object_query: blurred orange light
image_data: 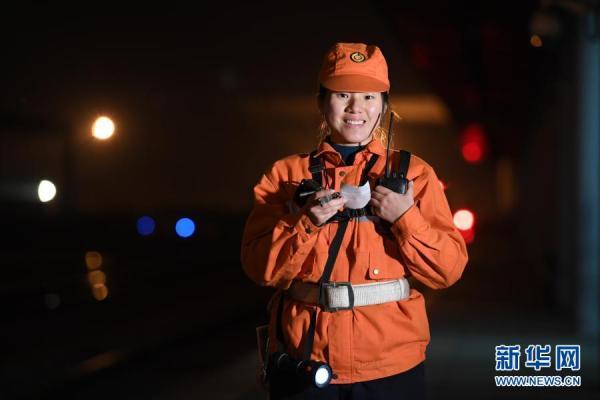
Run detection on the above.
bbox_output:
[85,251,103,270]
[92,284,109,301]
[530,34,543,47]
[87,270,106,286]
[453,209,475,231]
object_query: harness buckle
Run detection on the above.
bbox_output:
[319,281,355,312]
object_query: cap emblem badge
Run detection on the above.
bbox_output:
[350,52,366,63]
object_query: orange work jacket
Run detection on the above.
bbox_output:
[241,137,468,384]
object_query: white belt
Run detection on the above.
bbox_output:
[287,278,410,312]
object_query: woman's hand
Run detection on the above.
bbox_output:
[304,189,346,226]
[370,181,414,224]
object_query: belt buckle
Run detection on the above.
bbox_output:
[320,281,355,312]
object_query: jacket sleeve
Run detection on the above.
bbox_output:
[391,164,468,289]
[241,164,323,289]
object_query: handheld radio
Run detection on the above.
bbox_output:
[377,111,409,194]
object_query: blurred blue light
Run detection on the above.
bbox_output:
[137,216,156,236]
[175,217,195,238]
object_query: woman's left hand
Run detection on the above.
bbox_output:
[370,181,415,224]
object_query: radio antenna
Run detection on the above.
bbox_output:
[384,111,398,178]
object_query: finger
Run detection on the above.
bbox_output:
[314,196,342,211]
[319,207,341,221]
[310,197,325,208]
[370,198,380,207]
[372,189,389,200]
[306,191,324,208]
[315,189,334,199]
[374,185,393,194]
[315,191,341,207]
[406,180,414,196]
[326,198,346,210]
[311,195,331,208]
[370,202,381,216]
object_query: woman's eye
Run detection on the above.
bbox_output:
[336,93,349,99]
[365,95,375,100]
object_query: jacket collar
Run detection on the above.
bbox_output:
[313,136,387,159]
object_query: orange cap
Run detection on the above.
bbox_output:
[319,43,390,92]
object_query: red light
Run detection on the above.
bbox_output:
[461,227,475,244]
[461,142,483,163]
[460,123,488,164]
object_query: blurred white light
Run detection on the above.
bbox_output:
[38,180,57,202]
[315,366,331,386]
[92,116,115,140]
[453,209,475,231]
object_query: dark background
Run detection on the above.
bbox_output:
[1,1,598,399]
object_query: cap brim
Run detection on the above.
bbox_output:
[321,75,389,92]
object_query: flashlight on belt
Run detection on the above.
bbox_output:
[269,351,334,388]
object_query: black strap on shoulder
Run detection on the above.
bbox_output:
[309,150,324,186]
[303,219,348,360]
[360,154,379,185]
[398,150,411,179]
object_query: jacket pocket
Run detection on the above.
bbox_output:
[367,249,406,280]
[299,251,330,281]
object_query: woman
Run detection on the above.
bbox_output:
[241,43,468,399]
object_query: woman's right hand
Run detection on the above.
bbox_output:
[304,189,346,226]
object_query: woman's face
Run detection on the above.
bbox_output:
[322,91,384,145]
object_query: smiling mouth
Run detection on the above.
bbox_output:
[344,119,366,125]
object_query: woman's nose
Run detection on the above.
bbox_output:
[345,96,364,113]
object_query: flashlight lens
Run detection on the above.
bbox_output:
[314,365,331,386]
